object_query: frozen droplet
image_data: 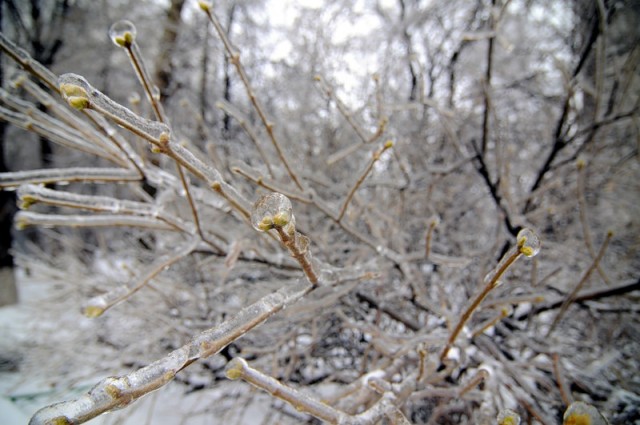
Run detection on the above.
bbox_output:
[82,285,129,318]
[83,305,105,318]
[109,20,137,48]
[497,409,520,425]
[517,228,541,257]
[250,193,293,232]
[563,401,608,425]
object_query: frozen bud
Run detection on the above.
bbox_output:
[59,73,91,110]
[83,305,105,319]
[198,1,212,12]
[563,401,608,425]
[225,358,247,380]
[251,193,293,232]
[497,409,521,425]
[428,214,440,227]
[15,213,29,230]
[516,228,541,257]
[17,186,37,209]
[109,20,137,48]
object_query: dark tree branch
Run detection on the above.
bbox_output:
[480,0,496,155]
[519,278,640,319]
[471,139,518,236]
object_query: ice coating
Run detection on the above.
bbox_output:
[83,285,129,318]
[58,73,90,110]
[516,228,541,257]
[0,167,140,188]
[250,193,293,232]
[17,183,156,216]
[497,409,521,425]
[109,20,137,47]
[58,73,170,143]
[562,401,608,425]
[0,32,59,90]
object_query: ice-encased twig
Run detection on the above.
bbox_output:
[13,73,145,174]
[315,76,388,166]
[225,357,346,423]
[337,140,393,222]
[225,357,410,425]
[216,99,275,177]
[439,228,541,362]
[0,86,124,162]
[0,32,59,91]
[82,111,147,175]
[17,184,194,233]
[109,20,217,248]
[83,238,199,317]
[29,279,314,425]
[0,104,123,164]
[199,3,304,191]
[56,73,251,218]
[547,231,612,336]
[232,164,311,204]
[15,211,176,231]
[109,20,167,123]
[0,168,140,188]
[58,73,170,144]
[251,193,319,284]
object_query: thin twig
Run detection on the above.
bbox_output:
[547,231,613,335]
[200,3,304,190]
[338,141,393,222]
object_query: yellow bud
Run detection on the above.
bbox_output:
[50,417,73,425]
[15,216,28,230]
[159,132,170,145]
[114,32,134,48]
[18,196,36,210]
[59,83,88,98]
[67,96,90,110]
[272,211,290,227]
[257,216,274,232]
[105,384,121,399]
[60,83,90,110]
[225,359,245,380]
[517,228,541,257]
[83,305,105,318]
[497,409,521,425]
[198,1,212,12]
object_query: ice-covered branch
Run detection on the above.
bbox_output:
[29,279,314,425]
[16,184,193,233]
[56,73,252,220]
[15,211,177,231]
[225,357,410,425]
[0,168,140,188]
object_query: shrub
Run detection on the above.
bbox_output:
[1,1,637,424]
